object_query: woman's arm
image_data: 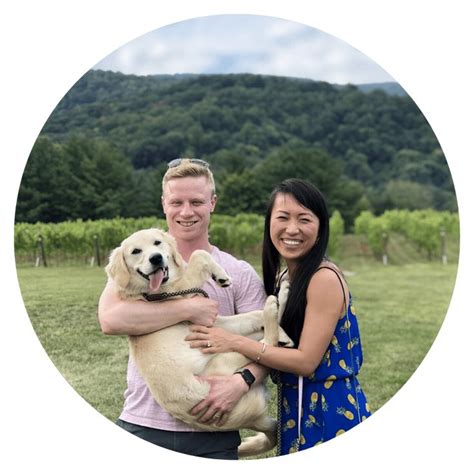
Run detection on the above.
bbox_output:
[98,280,220,336]
[187,268,346,377]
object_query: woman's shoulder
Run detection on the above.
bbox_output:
[308,261,348,299]
[313,261,344,281]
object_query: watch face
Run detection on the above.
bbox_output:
[241,369,255,385]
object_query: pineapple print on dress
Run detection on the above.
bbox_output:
[276,291,371,455]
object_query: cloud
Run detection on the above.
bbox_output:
[94,15,394,84]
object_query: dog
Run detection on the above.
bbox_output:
[105,228,291,457]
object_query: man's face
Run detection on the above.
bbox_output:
[162,176,217,243]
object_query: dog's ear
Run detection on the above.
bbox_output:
[163,232,185,268]
[106,246,130,290]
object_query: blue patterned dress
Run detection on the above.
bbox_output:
[273,293,371,455]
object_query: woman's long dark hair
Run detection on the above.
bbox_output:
[262,179,330,347]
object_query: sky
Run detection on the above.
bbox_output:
[93,15,395,85]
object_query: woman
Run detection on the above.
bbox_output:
[187,179,371,454]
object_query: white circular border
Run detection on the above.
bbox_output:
[1,1,472,472]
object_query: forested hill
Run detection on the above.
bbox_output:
[17,69,456,225]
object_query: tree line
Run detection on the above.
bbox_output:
[16,70,457,226]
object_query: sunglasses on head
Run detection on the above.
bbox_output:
[167,158,210,168]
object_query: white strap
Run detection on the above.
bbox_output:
[297,375,303,441]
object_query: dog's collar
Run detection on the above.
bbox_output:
[142,288,209,301]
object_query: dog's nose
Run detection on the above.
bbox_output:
[149,253,163,266]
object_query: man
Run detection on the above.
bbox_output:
[98,158,268,459]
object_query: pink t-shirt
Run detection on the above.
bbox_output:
[119,246,267,431]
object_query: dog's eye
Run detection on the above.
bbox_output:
[131,248,142,255]
[153,240,161,246]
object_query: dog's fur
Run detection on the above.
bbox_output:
[105,228,291,457]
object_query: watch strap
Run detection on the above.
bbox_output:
[234,368,255,388]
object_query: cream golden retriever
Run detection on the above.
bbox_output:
[105,228,291,457]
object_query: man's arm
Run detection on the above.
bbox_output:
[231,261,270,382]
[98,280,219,336]
[191,259,269,423]
[190,362,268,424]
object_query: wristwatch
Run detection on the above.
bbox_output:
[234,368,255,388]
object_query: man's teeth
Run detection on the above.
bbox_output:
[179,221,196,227]
[283,239,301,246]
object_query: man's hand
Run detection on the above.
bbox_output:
[185,296,219,327]
[189,374,249,426]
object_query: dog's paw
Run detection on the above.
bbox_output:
[278,327,294,347]
[264,295,278,318]
[212,273,232,288]
[262,295,280,346]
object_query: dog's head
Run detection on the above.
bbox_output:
[105,228,185,297]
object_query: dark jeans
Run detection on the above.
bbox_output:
[116,419,241,460]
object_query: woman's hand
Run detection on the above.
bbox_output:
[185,325,239,353]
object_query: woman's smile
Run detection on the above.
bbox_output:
[281,238,303,247]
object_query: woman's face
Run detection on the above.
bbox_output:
[270,193,320,269]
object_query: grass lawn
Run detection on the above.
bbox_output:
[16,259,457,457]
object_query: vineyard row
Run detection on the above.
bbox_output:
[14,209,459,265]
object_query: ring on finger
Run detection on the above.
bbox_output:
[206,341,212,348]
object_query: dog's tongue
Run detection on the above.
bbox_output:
[149,269,164,292]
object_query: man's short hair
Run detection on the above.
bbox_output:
[162,158,216,195]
